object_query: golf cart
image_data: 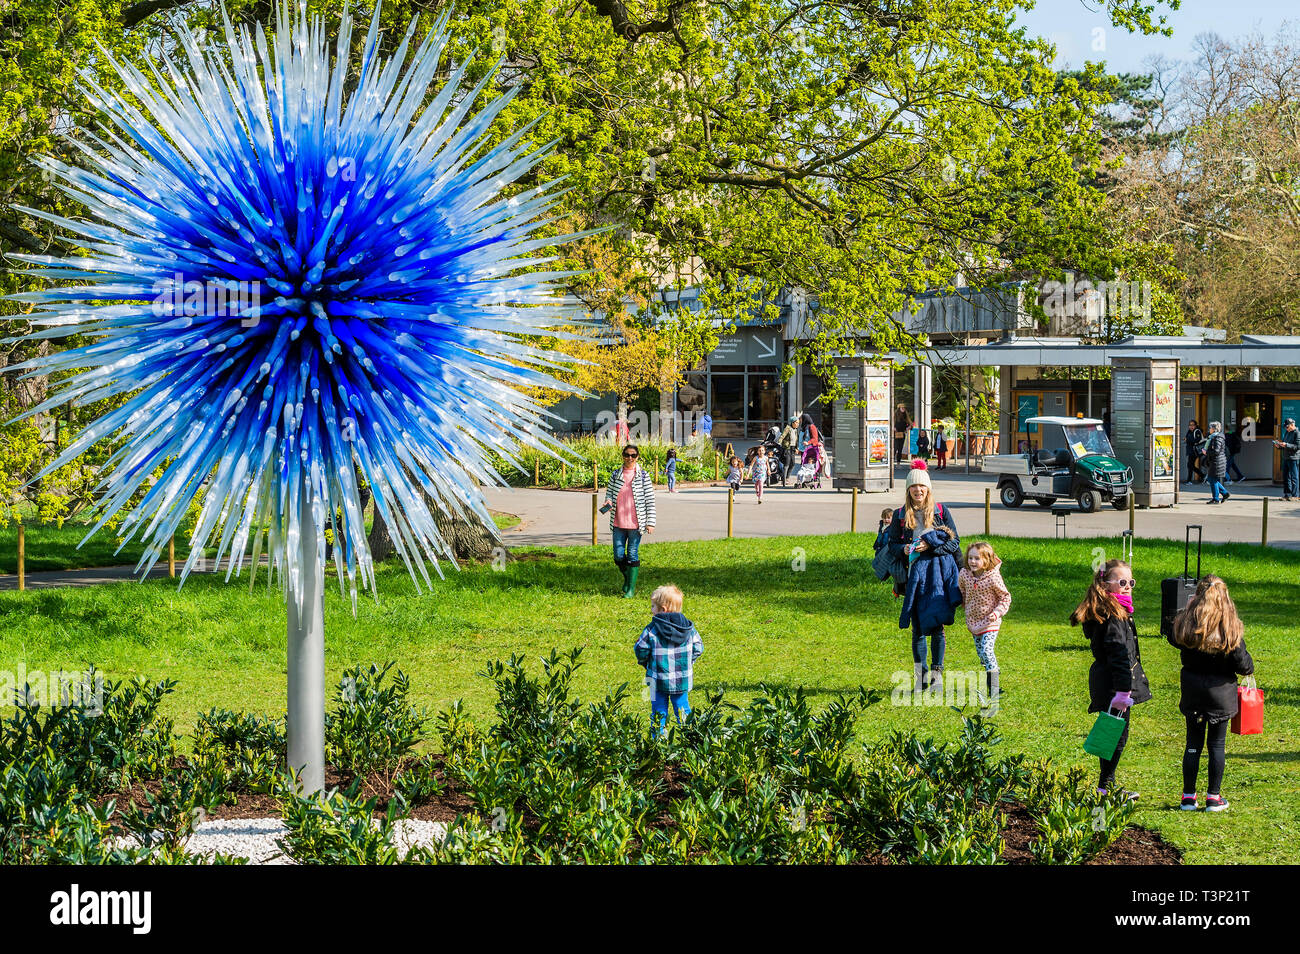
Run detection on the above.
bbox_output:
[985,417,1133,513]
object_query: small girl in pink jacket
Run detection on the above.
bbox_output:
[958,541,1012,704]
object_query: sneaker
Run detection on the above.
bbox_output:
[1204,795,1230,812]
[1180,794,1198,811]
[1223,492,1232,502]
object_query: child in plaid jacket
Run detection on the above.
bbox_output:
[634,584,703,734]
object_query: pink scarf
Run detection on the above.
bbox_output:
[1114,591,1134,615]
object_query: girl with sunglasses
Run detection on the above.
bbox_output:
[1070,559,1152,799]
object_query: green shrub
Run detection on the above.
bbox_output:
[325,663,428,777]
[194,708,285,792]
[277,778,407,865]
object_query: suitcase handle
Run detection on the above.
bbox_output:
[1184,524,1202,581]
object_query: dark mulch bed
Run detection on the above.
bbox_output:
[94,760,1183,865]
[998,802,1182,865]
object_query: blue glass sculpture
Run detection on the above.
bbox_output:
[6,3,587,612]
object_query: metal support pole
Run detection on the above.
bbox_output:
[169,536,176,578]
[17,524,24,592]
[965,365,973,475]
[591,494,598,546]
[286,479,325,795]
[1129,492,1135,535]
[985,488,991,537]
[851,486,858,533]
[727,488,734,538]
[1262,498,1269,547]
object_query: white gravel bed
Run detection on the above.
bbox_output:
[120,817,449,864]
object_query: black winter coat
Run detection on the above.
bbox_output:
[1166,634,1254,722]
[1082,614,1153,713]
[1204,432,1228,479]
[887,503,960,600]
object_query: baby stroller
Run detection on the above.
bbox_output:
[793,445,823,489]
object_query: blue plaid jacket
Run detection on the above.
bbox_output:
[634,612,703,695]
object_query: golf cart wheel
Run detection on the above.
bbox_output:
[1034,497,1057,507]
[1077,489,1101,513]
[999,484,1024,508]
[1111,496,1129,510]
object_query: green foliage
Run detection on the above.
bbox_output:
[325,662,428,776]
[488,435,719,489]
[1031,795,1138,865]
[277,778,410,865]
[194,708,286,793]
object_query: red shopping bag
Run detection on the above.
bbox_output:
[1231,677,1263,736]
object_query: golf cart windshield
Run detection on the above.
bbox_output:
[1063,423,1115,459]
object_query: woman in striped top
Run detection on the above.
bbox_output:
[602,444,657,598]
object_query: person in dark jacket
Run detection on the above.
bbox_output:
[916,428,931,461]
[1184,420,1204,484]
[894,405,912,463]
[1168,575,1254,812]
[634,584,703,735]
[1225,425,1245,482]
[1273,417,1299,500]
[1204,422,1231,504]
[888,460,962,693]
[1070,559,1151,799]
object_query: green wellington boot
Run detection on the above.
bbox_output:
[617,561,629,595]
[623,566,639,598]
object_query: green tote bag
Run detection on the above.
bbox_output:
[1083,709,1127,760]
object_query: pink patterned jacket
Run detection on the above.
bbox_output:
[958,566,1012,636]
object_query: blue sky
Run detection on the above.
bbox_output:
[1014,0,1296,73]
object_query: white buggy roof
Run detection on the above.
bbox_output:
[1025,416,1103,427]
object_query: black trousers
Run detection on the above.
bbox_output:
[1186,454,1203,482]
[1183,715,1228,796]
[1099,708,1131,790]
[894,435,906,462]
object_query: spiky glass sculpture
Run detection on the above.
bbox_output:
[6,4,585,789]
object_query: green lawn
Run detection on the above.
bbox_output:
[0,510,520,573]
[0,532,1295,864]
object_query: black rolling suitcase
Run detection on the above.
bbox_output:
[1161,524,1202,638]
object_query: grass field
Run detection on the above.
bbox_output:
[0,532,1295,864]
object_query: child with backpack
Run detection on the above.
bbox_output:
[958,541,1011,703]
[1070,559,1151,800]
[1168,575,1255,812]
[634,584,703,735]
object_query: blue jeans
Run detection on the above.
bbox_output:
[911,616,945,670]
[667,472,676,491]
[612,527,642,566]
[1227,455,1244,481]
[1285,459,1299,498]
[650,688,690,735]
[1209,477,1229,502]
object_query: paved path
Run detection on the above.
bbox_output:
[0,556,255,592]
[484,466,1300,551]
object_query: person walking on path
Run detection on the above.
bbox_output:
[1070,559,1151,800]
[1185,420,1205,484]
[1204,422,1231,504]
[934,428,948,470]
[1226,424,1245,483]
[888,460,963,694]
[778,416,799,486]
[602,444,656,598]
[750,444,768,503]
[958,541,1012,705]
[1168,575,1254,813]
[663,448,678,493]
[1274,418,1300,500]
[894,404,912,464]
[634,583,703,736]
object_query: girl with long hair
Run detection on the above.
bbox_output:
[1168,575,1255,812]
[887,461,962,693]
[1070,559,1151,799]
